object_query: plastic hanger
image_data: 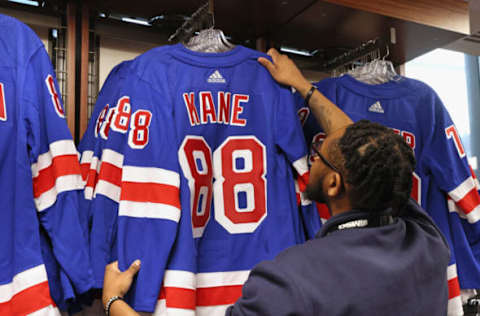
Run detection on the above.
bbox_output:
[168,2,235,53]
[348,46,400,84]
[184,5,235,53]
[185,28,235,53]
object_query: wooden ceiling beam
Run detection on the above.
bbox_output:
[322,0,469,34]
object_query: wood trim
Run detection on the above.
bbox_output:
[79,4,89,140]
[322,0,469,34]
[256,38,267,52]
[0,6,60,28]
[66,2,76,138]
[209,0,214,15]
[395,64,406,76]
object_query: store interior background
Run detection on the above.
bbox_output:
[1,0,479,175]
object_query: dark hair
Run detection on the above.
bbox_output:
[335,120,416,214]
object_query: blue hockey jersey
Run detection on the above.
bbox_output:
[0,14,93,315]
[84,44,319,314]
[296,74,480,315]
[78,60,133,288]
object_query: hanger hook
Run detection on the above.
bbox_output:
[210,8,215,29]
[383,45,390,60]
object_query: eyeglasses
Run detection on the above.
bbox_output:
[310,142,343,176]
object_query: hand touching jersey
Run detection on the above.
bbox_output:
[258,48,352,135]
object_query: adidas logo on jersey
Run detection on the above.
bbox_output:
[207,70,226,83]
[368,101,384,113]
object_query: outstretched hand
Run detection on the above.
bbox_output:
[257,48,311,94]
[103,260,141,307]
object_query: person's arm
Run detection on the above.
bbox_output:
[108,299,141,316]
[103,260,141,316]
[258,48,352,134]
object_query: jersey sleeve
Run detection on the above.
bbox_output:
[421,90,480,258]
[91,73,181,312]
[87,136,120,288]
[421,91,480,220]
[85,75,133,287]
[78,61,132,232]
[273,83,321,238]
[23,47,94,295]
[274,84,309,186]
[39,226,75,310]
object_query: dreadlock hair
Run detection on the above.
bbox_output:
[336,120,416,215]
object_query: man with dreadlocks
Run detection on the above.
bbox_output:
[225,49,451,315]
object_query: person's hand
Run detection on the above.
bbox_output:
[257,48,311,95]
[102,260,141,307]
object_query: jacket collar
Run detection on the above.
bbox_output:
[318,208,394,237]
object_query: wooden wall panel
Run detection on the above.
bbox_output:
[322,0,469,34]
[66,2,76,137]
[79,4,89,140]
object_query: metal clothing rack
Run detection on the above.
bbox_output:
[168,2,213,43]
[323,38,380,74]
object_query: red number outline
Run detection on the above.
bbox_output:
[111,96,131,133]
[0,82,7,121]
[45,74,64,118]
[445,125,466,158]
[128,110,152,149]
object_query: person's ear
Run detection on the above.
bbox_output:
[326,172,342,198]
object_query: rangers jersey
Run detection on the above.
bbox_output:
[78,60,132,287]
[296,74,480,315]
[83,43,319,314]
[0,14,93,315]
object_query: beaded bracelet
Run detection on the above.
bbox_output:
[105,296,123,316]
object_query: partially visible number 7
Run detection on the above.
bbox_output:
[445,125,466,158]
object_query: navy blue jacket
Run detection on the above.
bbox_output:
[226,199,450,315]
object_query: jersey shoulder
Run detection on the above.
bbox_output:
[127,45,176,78]
[106,60,132,81]
[314,77,340,89]
[0,13,44,67]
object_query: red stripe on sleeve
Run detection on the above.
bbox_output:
[316,202,331,220]
[470,165,477,180]
[448,277,461,299]
[121,182,180,208]
[197,285,243,306]
[80,163,89,181]
[158,287,196,309]
[98,162,122,187]
[456,189,480,215]
[297,172,309,192]
[0,281,54,316]
[86,167,99,189]
[33,155,81,198]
